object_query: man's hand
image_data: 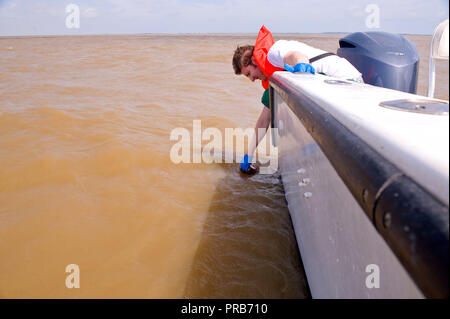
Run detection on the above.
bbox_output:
[284,63,315,74]
[240,154,258,174]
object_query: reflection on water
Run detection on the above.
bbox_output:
[184,164,309,298]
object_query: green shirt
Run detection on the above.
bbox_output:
[261,89,270,109]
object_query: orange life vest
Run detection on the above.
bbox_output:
[253,25,284,89]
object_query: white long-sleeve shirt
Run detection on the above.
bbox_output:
[267,40,362,80]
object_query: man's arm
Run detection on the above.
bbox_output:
[247,106,271,157]
[283,51,310,66]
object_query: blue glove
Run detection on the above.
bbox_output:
[240,154,254,173]
[284,63,315,74]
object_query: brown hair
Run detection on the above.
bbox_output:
[232,45,254,75]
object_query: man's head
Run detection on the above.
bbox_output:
[232,45,267,82]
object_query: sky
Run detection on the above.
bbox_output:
[0,0,448,36]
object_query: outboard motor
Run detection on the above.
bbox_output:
[337,32,419,94]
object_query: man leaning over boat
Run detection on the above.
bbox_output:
[232,25,363,174]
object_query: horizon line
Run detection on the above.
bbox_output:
[0,31,433,38]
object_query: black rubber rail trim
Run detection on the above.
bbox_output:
[269,76,449,298]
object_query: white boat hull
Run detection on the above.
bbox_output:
[270,72,449,298]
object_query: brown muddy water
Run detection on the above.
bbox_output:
[0,33,447,298]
